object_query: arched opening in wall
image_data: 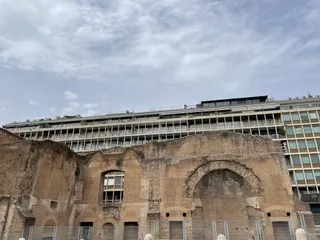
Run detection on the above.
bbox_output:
[193,169,254,200]
[41,220,56,240]
[191,169,258,239]
[102,171,125,203]
[102,223,115,240]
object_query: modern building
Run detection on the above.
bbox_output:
[2,95,320,208]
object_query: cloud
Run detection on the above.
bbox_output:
[83,103,99,109]
[61,106,76,115]
[64,90,79,100]
[69,101,80,108]
[50,107,56,113]
[0,0,319,90]
[83,108,99,117]
[28,99,39,106]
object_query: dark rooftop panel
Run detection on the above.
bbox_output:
[201,95,268,104]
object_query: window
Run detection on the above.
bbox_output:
[286,127,294,135]
[315,171,320,181]
[310,112,318,119]
[311,156,320,164]
[307,139,316,148]
[303,126,312,134]
[295,172,304,181]
[314,125,320,133]
[170,221,183,240]
[317,139,320,148]
[289,141,297,149]
[300,112,309,121]
[103,171,124,203]
[306,172,314,180]
[292,156,300,165]
[283,114,291,121]
[301,156,310,164]
[294,127,303,135]
[298,140,307,149]
[124,222,138,240]
[291,113,299,121]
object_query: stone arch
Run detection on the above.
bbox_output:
[102,222,115,240]
[41,216,58,227]
[40,218,57,240]
[185,160,262,197]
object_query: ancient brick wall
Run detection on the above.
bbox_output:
[0,128,22,144]
[76,131,311,240]
[0,131,313,240]
[0,140,79,238]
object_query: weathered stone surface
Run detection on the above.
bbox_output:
[0,131,313,240]
[0,128,22,145]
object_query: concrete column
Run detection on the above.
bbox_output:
[217,234,226,240]
[296,228,307,240]
[144,233,153,240]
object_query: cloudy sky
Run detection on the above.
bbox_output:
[0,0,320,125]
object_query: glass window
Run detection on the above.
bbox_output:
[295,172,304,181]
[289,141,297,149]
[307,139,316,148]
[301,156,310,164]
[291,113,299,121]
[300,112,309,121]
[103,171,124,203]
[286,127,294,135]
[315,171,320,180]
[314,125,320,133]
[294,127,303,134]
[303,126,312,134]
[283,114,291,121]
[310,112,318,119]
[298,140,307,149]
[306,172,314,180]
[292,156,301,165]
[317,139,320,148]
[311,156,320,164]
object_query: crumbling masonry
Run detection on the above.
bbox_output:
[0,129,315,239]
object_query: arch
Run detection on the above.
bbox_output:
[102,222,115,240]
[264,205,292,213]
[44,219,56,226]
[185,160,262,197]
[41,216,58,227]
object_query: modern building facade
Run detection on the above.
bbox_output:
[2,95,320,208]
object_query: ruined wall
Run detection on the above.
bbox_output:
[76,131,310,239]
[0,131,312,240]
[0,128,22,145]
[0,140,79,238]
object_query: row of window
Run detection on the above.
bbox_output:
[286,125,320,135]
[283,112,319,122]
[295,171,320,181]
[292,155,320,165]
[288,139,320,150]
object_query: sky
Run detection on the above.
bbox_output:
[0,0,320,125]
